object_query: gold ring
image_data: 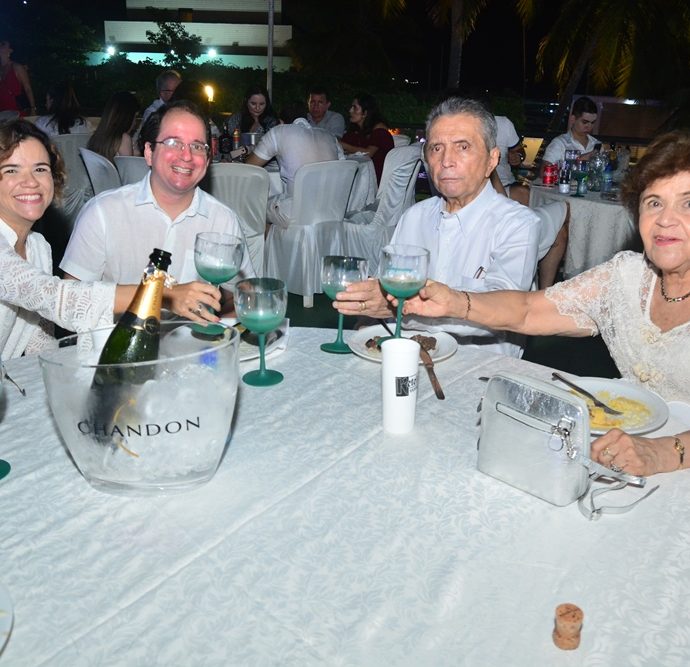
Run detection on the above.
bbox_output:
[359,300,366,312]
[602,447,613,458]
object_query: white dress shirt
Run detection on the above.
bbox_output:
[542,130,599,165]
[390,182,540,356]
[494,116,520,187]
[61,173,255,287]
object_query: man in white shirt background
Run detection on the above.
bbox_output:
[306,86,346,138]
[61,101,254,317]
[334,97,540,357]
[541,96,600,170]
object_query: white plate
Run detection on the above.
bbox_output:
[348,325,458,364]
[0,583,13,655]
[555,377,669,435]
[166,320,288,362]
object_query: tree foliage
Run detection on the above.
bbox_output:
[145,21,203,68]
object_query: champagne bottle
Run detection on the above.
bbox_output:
[88,248,172,446]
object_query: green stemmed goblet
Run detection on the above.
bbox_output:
[234,277,287,386]
[320,255,368,354]
[193,232,244,336]
[379,244,430,338]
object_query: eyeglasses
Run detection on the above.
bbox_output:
[153,138,209,156]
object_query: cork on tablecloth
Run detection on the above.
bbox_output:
[553,603,583,650]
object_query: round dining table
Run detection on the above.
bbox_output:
[0,326,688,666]
[530,184,641,278]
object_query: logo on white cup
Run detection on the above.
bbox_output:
[395,375,417,397]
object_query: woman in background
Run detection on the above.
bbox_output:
[87,91,139,162]
[35,81,92,136]
[340,92,393,184]
[225,85,278,138]
[0,38,36,115]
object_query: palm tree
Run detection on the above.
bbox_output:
[381,0,492,89]
[515,0,690,134]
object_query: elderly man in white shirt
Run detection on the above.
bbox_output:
[61,101,254,317]
[334,97,540,357]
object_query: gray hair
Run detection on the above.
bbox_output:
[156,69,181,93]
[424,97,497,152]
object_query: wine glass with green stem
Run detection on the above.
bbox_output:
[233,277,287,386]
[193,232,244,335]
[379,244,430,338]
[320,255,368,354]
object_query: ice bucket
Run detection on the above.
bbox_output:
[38,321,240,496]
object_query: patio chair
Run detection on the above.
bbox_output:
[113,156,150,186]
[79,147,121,195]
[342,143,423,274]
[205,163,270,276]
[264,159,358,307]
[392,134,411,147]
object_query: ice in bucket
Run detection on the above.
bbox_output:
[39,322,240,495]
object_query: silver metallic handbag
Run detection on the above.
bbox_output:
[477,373,659,520]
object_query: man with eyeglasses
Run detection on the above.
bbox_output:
[61,101,254,316]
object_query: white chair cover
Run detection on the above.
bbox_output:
[113,156,150,186]
[51,133,93,227]
[79,147,121,196]
[342,143,423,274]
[392,134,411,147]
[264,160,358,305]
[534,201,568,261]
[205,163,270,277]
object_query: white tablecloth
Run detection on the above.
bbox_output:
[1,327,689,666]
[530,185,640,278]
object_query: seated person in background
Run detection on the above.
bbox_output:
[541,96,600,173]
[334,97,540,358]
[401,129,690,475]
[340,93,394,184]
[225,85,278,139]
[87,91,140,162]
[61,101,254,316]
[35,81,92,136]
[246,101,342,228]
[0,119,219,359]
[140,69,181,128]
[307,86,345,138]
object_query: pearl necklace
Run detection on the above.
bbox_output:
[660,275,690,303]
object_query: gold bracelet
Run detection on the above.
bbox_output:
[673,437,685,470]
[462,291,471,320]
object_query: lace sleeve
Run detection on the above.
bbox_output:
[544,255,623,336]
[24,318,57,355]
[0,242,115,332]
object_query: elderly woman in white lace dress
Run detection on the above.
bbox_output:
[0,119,221,359]
[402,130,690,477]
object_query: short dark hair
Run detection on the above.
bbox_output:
[571,96,597,118]
[308,86,330,101]
[139,100,210,155]
[621,130,690,227]
[0,119,65,199]
[279,102,308,125]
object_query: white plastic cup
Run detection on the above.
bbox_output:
[381,338,420,434]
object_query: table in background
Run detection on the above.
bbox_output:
[530,184,640,278]
[1,328,689,666]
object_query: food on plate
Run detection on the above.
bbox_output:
[575,391,652,430]
[365,333,438,353]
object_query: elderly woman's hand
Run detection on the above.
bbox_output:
[591,429,683,476]
[334,278,392,318]
[401,280,467,319]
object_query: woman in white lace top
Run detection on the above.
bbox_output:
[0,120,221,359]
[402,130,690,477]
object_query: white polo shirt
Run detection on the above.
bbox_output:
[542,131,599,165]
[61,173,255,286]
